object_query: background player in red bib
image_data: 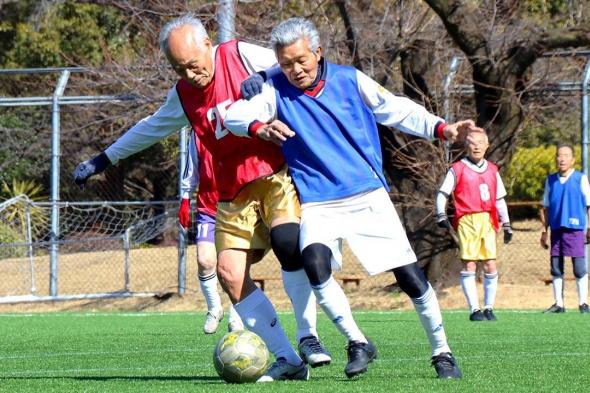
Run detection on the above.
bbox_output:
[436,132,512,321]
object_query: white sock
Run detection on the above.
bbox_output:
[233,288,301,365]
[281,269,318,343]
[460,271,479,312]
[199,273,222,312]
[483,272,498,310]
[312,276,366,343]
[227,304,243,327]
[552,277,564,307]
[412,285,451,356]
[576,274,588,305]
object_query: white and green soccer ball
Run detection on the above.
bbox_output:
[213,330,270,383]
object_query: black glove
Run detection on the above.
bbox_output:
[73,152,111,188]
[240,71,266,100]
[436,214,452,230]
[503,223,513,244]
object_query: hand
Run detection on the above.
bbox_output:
[442,120,485,143]
[503,223,513,244]
[240,72,265,100]
[540,231,549,249]
[178,198,191,229]
[256,120,295,146]
[73,152,111,188]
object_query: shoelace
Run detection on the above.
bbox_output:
[303,339,324,353]
[346,342,367,358]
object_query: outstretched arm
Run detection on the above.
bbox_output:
[356,70,483,142]
[73,87,188,187]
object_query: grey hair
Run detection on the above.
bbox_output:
[270,18,320,52]
[159,14,209,55]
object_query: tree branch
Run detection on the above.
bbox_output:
[423,0,487,58]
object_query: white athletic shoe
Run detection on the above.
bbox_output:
[203,309,223,334]
[256,358,309,382]
[298,336,331,368]
[227,320,244,332]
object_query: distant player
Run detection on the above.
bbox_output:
[436,132,512,321]
[225,17,482,379]
[540,143,589,313]
[179,133,243,333]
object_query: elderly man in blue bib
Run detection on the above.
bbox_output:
[227,18,484,379]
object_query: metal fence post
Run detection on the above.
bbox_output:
[124,228,131,292]
[178,127,188,295]
[217,0,235,43]
[25,201,37,295]
[49,70,70,297]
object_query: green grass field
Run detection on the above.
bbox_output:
[0,310,588,392]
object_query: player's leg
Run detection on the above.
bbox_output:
[482,259,498,321]
[460,261,482,320]
[457,214,484,320]
[544,229,566,313]
[561,229,589,313]
[480,218,499,320]
[301,242,375,378]
[300,194,383,378]
[572,257,589,313]
[346,188,460,378]
[263,167,330,367]
[391,263,461,378]
[195,213,225,334]
[215,179,308,382]
[217,248,307,382]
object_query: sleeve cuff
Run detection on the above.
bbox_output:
[435,121,447,140]
[248,121,265,138]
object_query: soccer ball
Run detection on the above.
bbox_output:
[213,330,270,383]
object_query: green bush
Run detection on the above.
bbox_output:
[504,145,582,202]
[0,222,26,259]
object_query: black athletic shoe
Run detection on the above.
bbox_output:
[483,308,497,321]
[344,340,377,378]
[469,309,485,321]
[579,303,589,313]
[431,352,462,379]
[543,303,565,313]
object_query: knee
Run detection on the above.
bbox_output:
[393,263,429,298]
[573,258,588,278]
[301,243,332,286]
[216,259,239,287]
[197,253,217,275]
[270,223,303,271]
[550,266,564,278]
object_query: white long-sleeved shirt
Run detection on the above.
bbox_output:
[104,42,277,200]
[225,69,443,140]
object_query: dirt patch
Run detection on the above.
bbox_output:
[0,219,583,313]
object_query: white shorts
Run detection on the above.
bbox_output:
[299,188,417,276]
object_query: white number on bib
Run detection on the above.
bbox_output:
[207,99,233,140]
[479,184,491,201]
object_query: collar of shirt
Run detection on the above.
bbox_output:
[303,57,327,97]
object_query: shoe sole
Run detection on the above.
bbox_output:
[308,359,331,368]
[344,351,376,378]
